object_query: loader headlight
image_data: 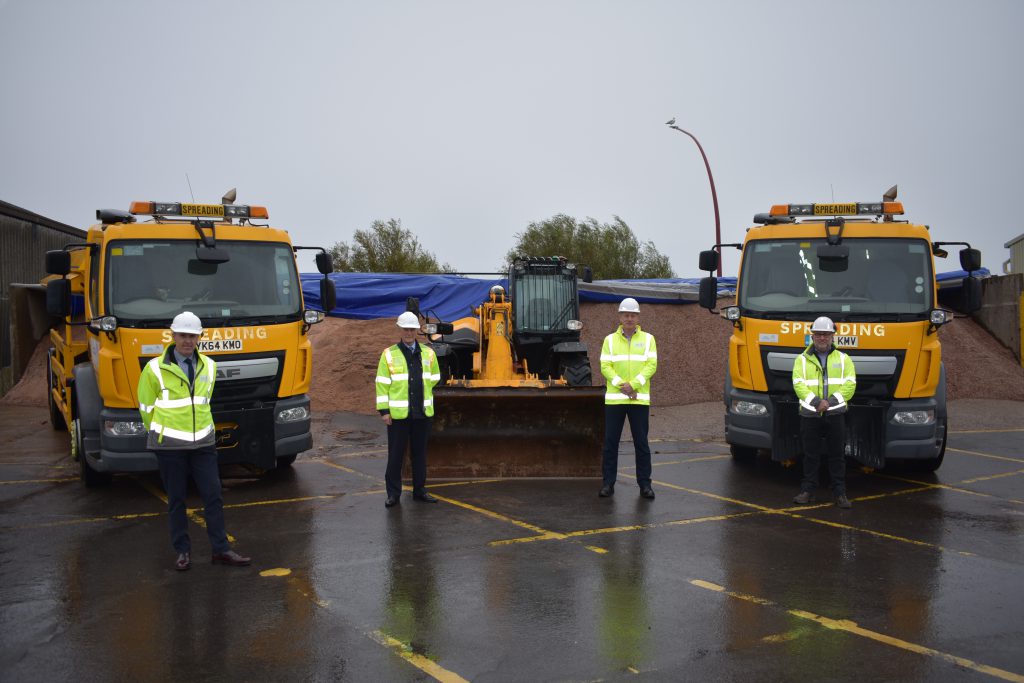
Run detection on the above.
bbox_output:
[104,420,146,436]
[276,406,309,423]
[732,400,767,416]
[90,316,119,332]
[892,410,934,425]
[567,319,583,330]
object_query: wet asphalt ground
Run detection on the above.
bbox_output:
[1,402,1022,682]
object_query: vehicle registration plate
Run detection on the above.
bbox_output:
[199,339,242,352]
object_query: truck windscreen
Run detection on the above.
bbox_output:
[739,238,932,315]
[106,240,302,324]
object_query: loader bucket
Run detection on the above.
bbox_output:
[427,385,606,477]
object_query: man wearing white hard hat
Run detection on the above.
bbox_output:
[791,316,857,509]
[137,311,251,570]
[598,298,658,499]
[375,311,442,508]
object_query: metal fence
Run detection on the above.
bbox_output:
[1,200,85,395]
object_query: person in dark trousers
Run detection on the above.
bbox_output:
[598,298,658,499]
[137,311,251,571]
[376,312,442,508]
[792,316,857,509]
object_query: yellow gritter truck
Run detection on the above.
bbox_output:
[696,189,982,471]
[38,196,336,485]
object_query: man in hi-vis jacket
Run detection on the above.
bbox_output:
[138,311,251,571]
[792,316,857,509]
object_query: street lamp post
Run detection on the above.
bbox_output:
[665,119,722,276]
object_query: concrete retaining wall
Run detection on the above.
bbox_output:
[975,273,1023,363]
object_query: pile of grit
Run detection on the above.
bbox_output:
[5,302,1023,412]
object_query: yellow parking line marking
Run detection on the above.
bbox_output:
[15,511,165,529]
[317,460,380,481]
[958,468,1024,485]
[427,479,504,489]
[873,473,1024,505]
[0,477,78,485]
[432,492,564,539]
[260,567,292,577]
[368,630,470,683]
[948,447,1024,463]
[656,479,975,556]
[134,476,236,543]
[492,511,760,546]
[621,454,730,470]
[225,494,340,509]
[762,630,803,644]
[690,579,1024,683]
[586,545,609,554]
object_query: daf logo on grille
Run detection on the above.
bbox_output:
[214,358,279,382]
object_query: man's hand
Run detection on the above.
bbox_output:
[620,382,638,400]
[816,401,829,413]
[381,414,393,426]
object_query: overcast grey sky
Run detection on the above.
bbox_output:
[2,0,1022,276]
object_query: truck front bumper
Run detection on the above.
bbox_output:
[92,395,314,472]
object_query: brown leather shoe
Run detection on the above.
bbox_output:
[211,550,251,566]
[175,552,191,571]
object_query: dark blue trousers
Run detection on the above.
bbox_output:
[155,444,230,554]
[385,417,432,499]
[601,404,652,488]
[800,414,847,496]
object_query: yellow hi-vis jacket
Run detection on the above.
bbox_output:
[137,345,217,450]
[600,325,657,405]
[792,345,857,417]
[375,344,441,419]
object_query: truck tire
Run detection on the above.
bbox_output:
[47,353,67,432]
[276,454,297,468]
[72,418,111,487]
[561,356,593,387]
[730,444,757,462]
[910,420,946,472]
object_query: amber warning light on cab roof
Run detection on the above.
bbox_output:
[129,201,269,220]
[769,202,904,217]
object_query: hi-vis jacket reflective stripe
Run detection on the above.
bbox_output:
[137,345,217,450]
[792,345,856,417]
[375,344,441,419]
[600,326,657,405]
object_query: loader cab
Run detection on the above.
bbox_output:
[507,256,588,381]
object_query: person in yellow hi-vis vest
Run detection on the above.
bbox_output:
[137,312,251,571]
[599,298,658,500]
[376,312,442,508]
[791,316,857,509]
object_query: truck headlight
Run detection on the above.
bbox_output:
[929,309,949,325]
[732,400,767,416]
[304,310,325,325]
[722,306,741,321]
[90,316,119,332]
[892,410,934,425]
[103,420,146,436]
[567,320,583,330]
[276,406,309,423]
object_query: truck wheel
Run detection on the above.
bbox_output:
[910,421,947,472]
[72,418,111,487]
[561,356,593,387]
[47,353,67,432]
[730,444,757,462]
[276,454,297,468]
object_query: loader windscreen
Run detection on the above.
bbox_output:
[105,240,302,325]
[739,238,933,316]
[512,271,577,332]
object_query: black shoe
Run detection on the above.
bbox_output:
[598,485,614,497]
[640,487,655,499]
[792,491,815,505]
[413,492,438,503]
[385,496,400,508]
[835,494,852,509]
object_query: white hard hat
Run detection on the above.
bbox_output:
[170,311,203,335]
[810,316,836,333]
[396,311,421,329]
[618,297,640,313]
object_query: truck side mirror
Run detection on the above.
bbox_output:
[46,279,70,317]
[320,278,337,312]
[698,276,718,310]
[196,246,230,263]
[45,250,71,276]
[698,250,719,273]
[959,248,981,273]
[315,252,334,274]
[963,276,982,313]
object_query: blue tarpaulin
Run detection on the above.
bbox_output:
[302,270,987,320]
